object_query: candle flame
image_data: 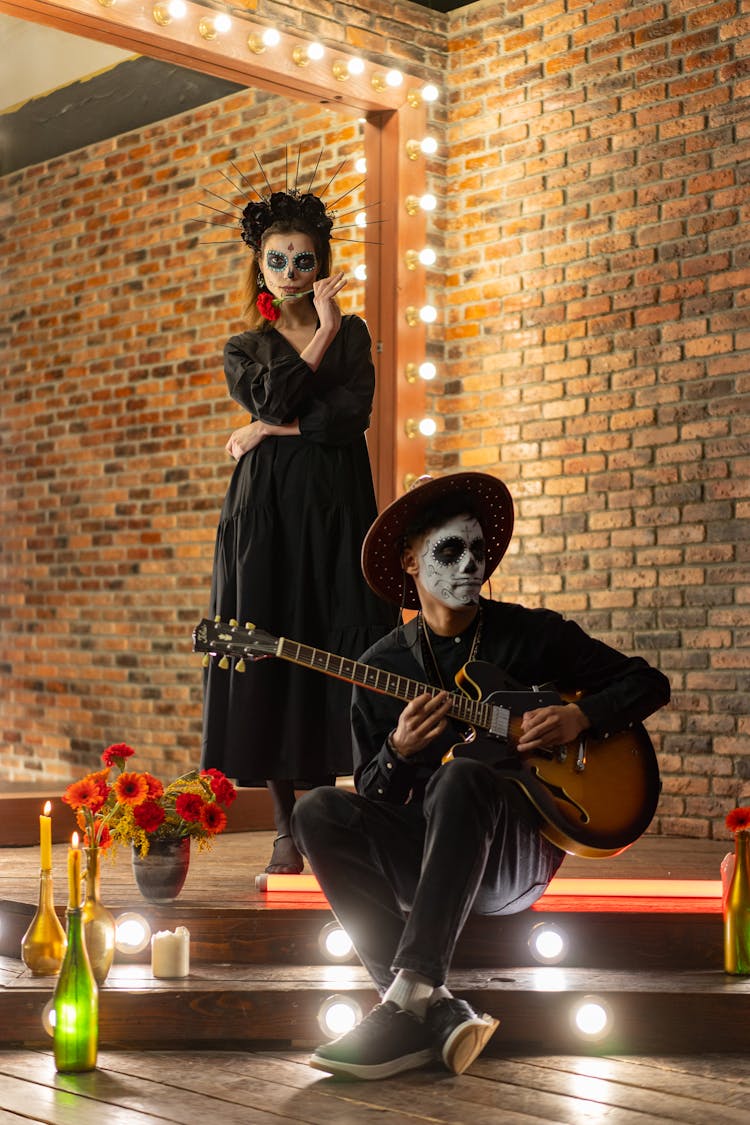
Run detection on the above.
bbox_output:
[43,800,51,816]
[71,831,79,848]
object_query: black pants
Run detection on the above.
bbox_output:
[291,757,564,992]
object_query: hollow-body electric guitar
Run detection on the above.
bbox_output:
[193,618,661,859]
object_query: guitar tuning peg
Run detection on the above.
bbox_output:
[218,656,230,670]
[201,653,210,668]
[229,618,238,627]
[245,621,255,629]
[236,659,246,673]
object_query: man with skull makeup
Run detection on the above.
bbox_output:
[292,472,670,1080]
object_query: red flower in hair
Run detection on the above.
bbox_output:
[256,292,281,322]
[726,807,750,833]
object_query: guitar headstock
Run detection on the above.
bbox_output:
[192,618,279,668]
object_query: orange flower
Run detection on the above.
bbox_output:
[142,772,165,801]
[63,775,107,812]
[113,772,149,807]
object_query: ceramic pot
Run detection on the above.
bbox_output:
[132,837,191,904]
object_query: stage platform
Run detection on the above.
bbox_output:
[2,822,748,1057]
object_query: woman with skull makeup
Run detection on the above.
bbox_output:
[201,184,394,875]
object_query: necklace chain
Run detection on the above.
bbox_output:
[418,607,482,691]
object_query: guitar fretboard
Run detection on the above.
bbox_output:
[277,637,495,732]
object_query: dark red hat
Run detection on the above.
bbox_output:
[361,472,514,608]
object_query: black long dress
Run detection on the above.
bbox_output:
[201,314,395,786]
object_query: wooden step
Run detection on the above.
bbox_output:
[2,958,748,1055]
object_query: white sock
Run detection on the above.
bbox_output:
[383,970,435,1019]
[429,985,452,1005]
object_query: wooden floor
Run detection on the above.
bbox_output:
[1,830,747,1125]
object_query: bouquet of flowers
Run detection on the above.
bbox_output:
[62,743,237,857]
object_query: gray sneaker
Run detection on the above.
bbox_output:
[309,1001,435,1080]
[426,997,499,1073]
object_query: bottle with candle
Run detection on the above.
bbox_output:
[724,826,750,975]
[52,836,98,1072]
[21,802,66,976]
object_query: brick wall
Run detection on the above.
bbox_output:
[435,0,750,838]
[2,0,748,843]
[0,86,366,784]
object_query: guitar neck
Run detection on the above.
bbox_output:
[276,637,492,732]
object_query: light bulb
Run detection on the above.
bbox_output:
[348,57,365,76]
[422,84,439,102]
[419,361,437,380]
[419,248,436,266]
[419,305,437,323]
[354,264,367,281]
[386,69,403,87]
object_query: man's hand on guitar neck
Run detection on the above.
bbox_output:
[389,691,452,759]
[517,702,590,751]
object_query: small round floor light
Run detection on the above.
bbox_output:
[571,995,613,1042]
[528,921,568,965]
[115,912,152,955]
[317,995,362,1039]
[41,996,56,1037]
[318,921,355,963]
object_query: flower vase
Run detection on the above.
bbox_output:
[724,829,750,975]
[132,837,191,904]
[81,847,116,985]
[21,869,67,976]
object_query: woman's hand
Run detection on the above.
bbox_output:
[516,703,590,751]
[225,421,267,460]
[312,272,346,337]
[389,692,452,758]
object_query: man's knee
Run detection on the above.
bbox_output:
[291,785,351,850]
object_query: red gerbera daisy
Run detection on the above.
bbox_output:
[200,803,228,835]
[175,793,205,823]
[726,807,750,833]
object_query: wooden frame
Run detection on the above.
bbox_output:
[0,0,432,504]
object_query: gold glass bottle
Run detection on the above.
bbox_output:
[724,829,750,975]
[81,847,116,985]
[52,905,99,1072]
[21,869,67,976]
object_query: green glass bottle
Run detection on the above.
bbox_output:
[52,906,99,1072]
[724,829,750,975]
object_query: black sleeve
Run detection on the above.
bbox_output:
[223,317,376,445]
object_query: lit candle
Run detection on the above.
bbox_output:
[40,801,52,871]
[67,833,81,910]
[151,927,190,979]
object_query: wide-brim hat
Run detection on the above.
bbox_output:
[361,471,514,608]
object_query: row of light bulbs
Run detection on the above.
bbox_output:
[144,0,439,106]
[102,0,443,453]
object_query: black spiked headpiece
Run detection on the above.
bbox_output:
[240,190,334,252]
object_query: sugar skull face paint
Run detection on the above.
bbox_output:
[415,515,486,609]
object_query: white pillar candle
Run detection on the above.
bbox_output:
[151,927,190,978]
